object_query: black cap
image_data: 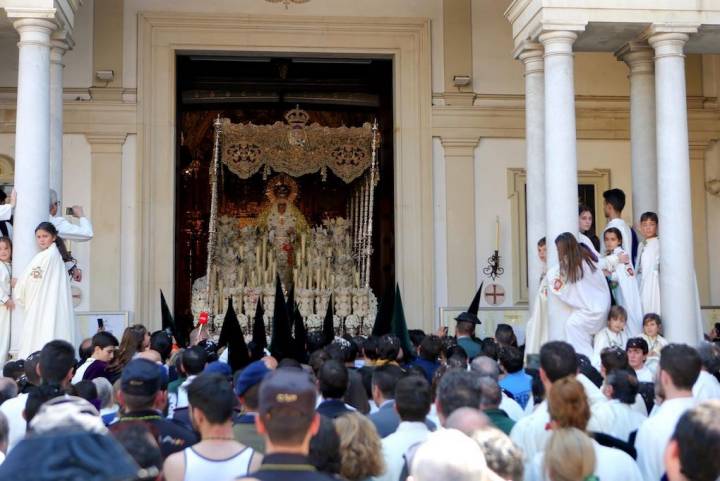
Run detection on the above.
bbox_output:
[455,311,481,325]
[626,337,649,354]
[121,359,163,396]
[258,369,316,417]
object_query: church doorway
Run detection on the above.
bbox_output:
[173,54,395,332]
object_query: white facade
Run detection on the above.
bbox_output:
[0,0,718,343]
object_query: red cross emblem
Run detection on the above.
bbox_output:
[484,283,506,306]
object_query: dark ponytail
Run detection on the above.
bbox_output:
[35,222,75,264]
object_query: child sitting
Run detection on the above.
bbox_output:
[641,313,667,374]
[593,305,630,368]
[602,228,643,336]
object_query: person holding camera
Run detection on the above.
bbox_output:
[48,189,93,243]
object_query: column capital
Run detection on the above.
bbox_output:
[647,32,690,59]
[615,41,654,74]
[689,141,710,161]
[516,42,544,76]
[538,31,577,57]
[10,17,57,48]
[440,137,479,158]
[86,133,128,154]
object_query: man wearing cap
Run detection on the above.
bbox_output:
[455,313,482,360]
[233,360,272,453]
[237,369,336,481]
[110,358,197,458]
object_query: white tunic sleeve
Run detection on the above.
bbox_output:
[50,216,94,242]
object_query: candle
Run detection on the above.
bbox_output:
[316,268,321,290]
[261,239,267,271]
[301,234,306,262]
[495,216,500,252]
[251,271,256,286]
[255,245,261,269]
[331,274,335,289]
[271,261,276,281]
[293,268,298,287]
[354,272,360,289]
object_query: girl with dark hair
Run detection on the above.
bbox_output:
[546,233,610,359]
[16,222,77,358]
[578,204,601,255]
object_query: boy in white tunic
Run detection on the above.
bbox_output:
[636,212,661,315]
[601,189,634,261]
[592,306,630,369]
[0,237,12,364]
[641,313,668,375]
[635,344,700,481]
[602,228,643,336]
[593,369,646,442]
[692,342,720,401]
[626,337,654,383]
[525,237,548,357]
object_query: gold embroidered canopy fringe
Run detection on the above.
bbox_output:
[220,107,375,183]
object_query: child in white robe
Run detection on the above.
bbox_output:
[548,233,611,359]
[525,237,548,357]
[593,305,630,368]
[636,212,661,315]
[602,228,643,336]
[16,222,77,358]
[0,237,12,364]
[641,313,667,375]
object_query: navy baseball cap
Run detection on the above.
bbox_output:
[205,361,232,378]
[235,360,271,397]
[121,359,164,396]
[258,369,316,417]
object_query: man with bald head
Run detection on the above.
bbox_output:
[478,377,514,435]
[471,356,524,421]
[444,407,490,435]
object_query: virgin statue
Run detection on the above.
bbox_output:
[257,174,309,286]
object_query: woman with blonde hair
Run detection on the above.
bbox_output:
[525,376,642,481]
[334,412,384,481]
[544,428,595,481]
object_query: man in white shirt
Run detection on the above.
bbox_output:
[664,401,720,481]
[692,342,720,402]
[376,375,432,481]
[510,341,578,461]
[591,369,646,442]
[49,189,93,242]
[636,344,700,481]
[627,338,654,383]
[601,188,634,257]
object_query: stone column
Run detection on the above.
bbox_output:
[518,43,545,310]
[441,138,479,307]
[8,16,56,351]
[617,42,657,224]
[540,31,578,341]
[87,134,127,311]
[648,32,701,344]
[49,33,72,198]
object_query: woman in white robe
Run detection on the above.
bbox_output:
[547,233,611,359]
[16,222,76,358]
[0,237,12,364]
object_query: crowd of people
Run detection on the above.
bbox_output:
[0,187,716,481]
[0,315,716,481]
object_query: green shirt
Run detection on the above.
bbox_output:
[457,336,482,359]
[484,408,516,435]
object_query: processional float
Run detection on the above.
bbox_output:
[191,107,381,336]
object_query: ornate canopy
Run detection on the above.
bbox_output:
[220,107,376,183]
